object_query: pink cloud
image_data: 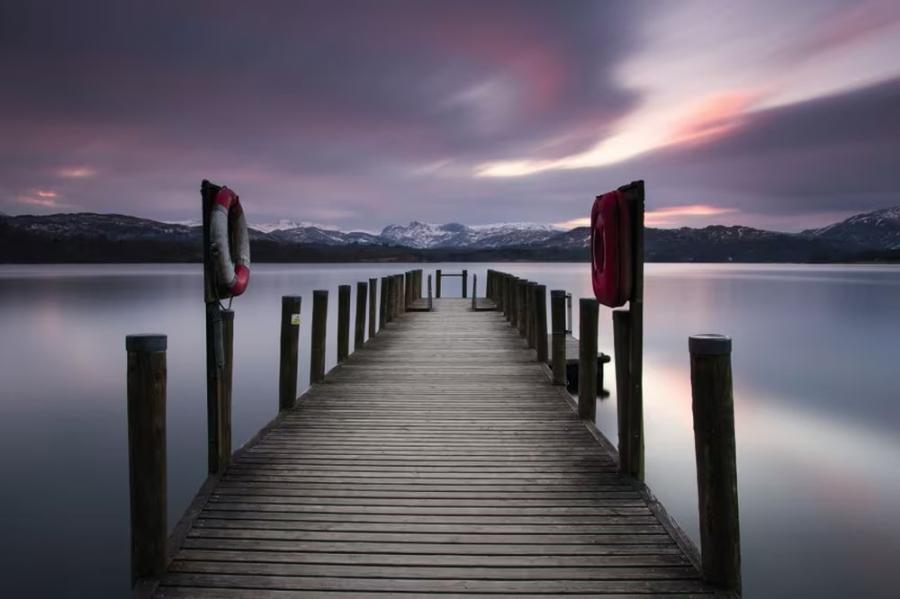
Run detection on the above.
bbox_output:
[668,91,758,147]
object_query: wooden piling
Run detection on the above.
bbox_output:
[278,296,302,412]
[613,309,643,478]
[427,274,433,310]
[368,278,377,338]
[578,298,598,421]
[310,290,328,383]
[378,277,388,329]
[462,269,468,298]
[471,274,477,310]
[690,334,741,593]
[534,284,548,363]
[337,285,351,362]
[517,280,527,336]
[207,309,233,474]
[527,282,539,349]
[550,290,566,385]
[355,281,367,350]
[126,334,167,585]
[436,269,442,298]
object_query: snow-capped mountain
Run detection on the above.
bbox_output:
[803,206,900,250]
[380,221,560,249]
[267,226,385,246]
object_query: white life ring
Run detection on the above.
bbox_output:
[210,186,250,297]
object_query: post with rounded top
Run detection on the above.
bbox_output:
[368,278,377,338]
[337,285,351,362]
[578,298,599,420]
[436,269,442,298]
[278,296,302,412]
[126,334,167,586]
[534,284,548,363]
[690,334,741,593]
[550,290,566,384]
[310,290,328,383]
[355,281,367,350]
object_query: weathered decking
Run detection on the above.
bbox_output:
[156,299,712,598]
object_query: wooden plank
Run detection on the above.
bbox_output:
[155,298,710,597]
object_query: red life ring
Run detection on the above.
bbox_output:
[210,187,251,297]
[590,190,632,307]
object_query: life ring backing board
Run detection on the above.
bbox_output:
[201,179,252,302]
[590,186,640,308]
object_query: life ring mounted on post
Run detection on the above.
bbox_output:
[210,186,251,297]
[590,189,632,308]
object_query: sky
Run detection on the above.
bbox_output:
[2,0,900,232]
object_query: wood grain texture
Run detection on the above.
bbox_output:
[156,299,714,598]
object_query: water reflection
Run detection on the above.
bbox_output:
[1,263,899,597]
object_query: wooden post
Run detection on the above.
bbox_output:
[278,296,302,412]
[462,269,468,298]
[517,279,526,333]
[126,334,167,585]
[310,290,328,383]
[399,274,406,313]
[207,309,233,474]
[613,309,642,478]
[337,284,350,362]
[436,269,442,298]
[427,274,433,310]
[355,281,367,350]
[625,181,645,470]
[385,276,394,322]
[527,282,538,349]
[550,290,566,384]
[690,334,741,593]
[471,274,477,310]
[368,278,377,338]
[534,284,548,363]
[506,275,514,322]
[566,293,573,334]
[378,277,388,329]
[578,298,598,421]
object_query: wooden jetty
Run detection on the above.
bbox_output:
[127,269,741,598]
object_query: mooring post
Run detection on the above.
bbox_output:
[518,280,528,337]
[578,298,599,420]
[310,290,328,383]
[368,278,377,338]
[462,269,468,298]
[436,269,442,298]
[278,296,302,412]
[690,334,741,593]
[550,290,566,383]
[427,274,433,310]
[613,309,643,478]
[208,309,233,473]
[355,281,367,350]
[506,275,514,322]
[126,334,167,586]
[337,285,351,362]
[516,278,525,331]
[525,281,538,349]
[472,274,478,309]
[535,284,548,363]
[395,274,404,315]
[384,276,393,322]
[378,277,388,329]
[566,293,573,334]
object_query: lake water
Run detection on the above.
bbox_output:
[1,263,899,597]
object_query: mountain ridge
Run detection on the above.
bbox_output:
[2,207,899,263]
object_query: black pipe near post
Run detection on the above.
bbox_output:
[690,334,741,594]
[126,334,167,586]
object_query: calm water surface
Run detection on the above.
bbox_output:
[1,263,899,597]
